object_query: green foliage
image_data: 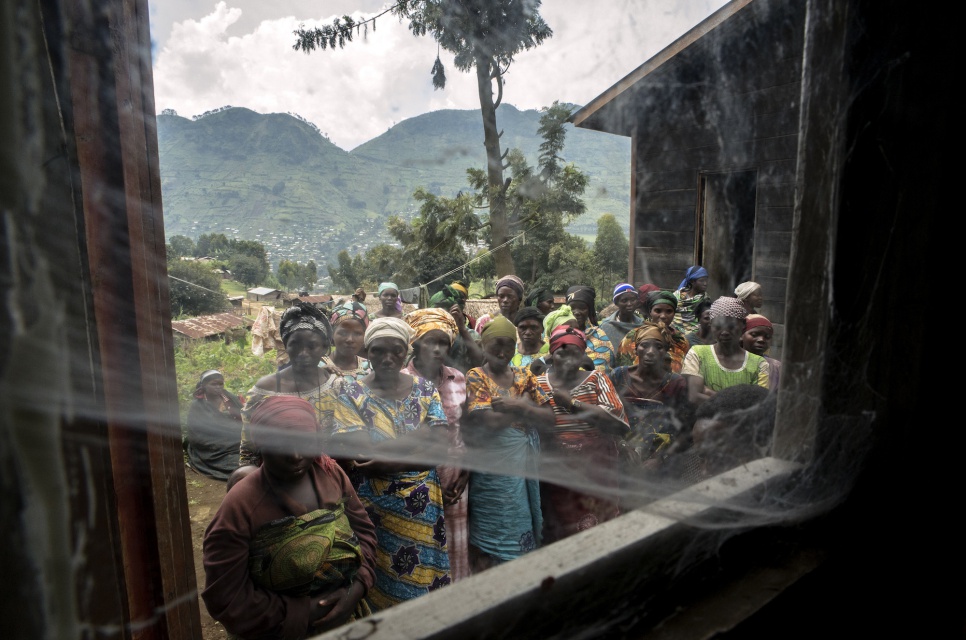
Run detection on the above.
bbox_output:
[352,244,405,289]
[593,213,630,277]
[173,333,278,425]
[327,249,358,292]
[157,107,630,268]
[167,234,195,258]
[167,259,229,317]
[196,233,231,258]
[277,259,319,291]
[229,254,264,286]
[293,0,554,275]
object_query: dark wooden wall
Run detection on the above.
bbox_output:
[628,0,806,358]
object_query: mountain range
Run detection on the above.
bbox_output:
[156,105,631,269]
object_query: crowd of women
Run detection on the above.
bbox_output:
[185,269,780,638]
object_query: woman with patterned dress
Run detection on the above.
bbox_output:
[537,325,630,544]
[608,322,692,476]
[401,308,471,582]
[323,300,371,380]
[616,290,691,374]
[510,306,549,372]
[672,265,709,334]
[565,285,616,373]
[202,396,377,638]
[464,316,554,572]
[327,316,451,611]
[681,297,769,405]
[239,301,341,468]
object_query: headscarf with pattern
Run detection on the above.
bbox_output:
[279,301,333,347]
[429,284,464,310]
[634,320,672,347]
[709,296,749,320]
[248,395,318,453]
[404,307,458,345]
[329,300,369,328]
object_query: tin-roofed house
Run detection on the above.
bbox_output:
[572,0,805,358]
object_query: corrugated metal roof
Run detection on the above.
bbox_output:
[297,295,333,304]
[171,312,250,339]
[248,287,279,295]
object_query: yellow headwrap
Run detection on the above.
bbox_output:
[404,308,458,345]
[480,315,517,345]
[449,282,468,298]
[634,320,671,347]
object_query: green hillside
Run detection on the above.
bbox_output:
[158,105,630,269]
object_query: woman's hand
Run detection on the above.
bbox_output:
[309,582,364,633]
[443,468,469,505]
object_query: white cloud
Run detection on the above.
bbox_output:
[151,1,728,150]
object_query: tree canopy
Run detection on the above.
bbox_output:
[294,0,552,276]
[167,259,229,317]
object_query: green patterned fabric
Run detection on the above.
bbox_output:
[248,501,368,603]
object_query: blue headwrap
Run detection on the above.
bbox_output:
[378,282,399,295]
[612,283,637,302]
[677,266,709,291]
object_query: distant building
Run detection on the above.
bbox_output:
[170,312,251,343]
[246,287,282,302]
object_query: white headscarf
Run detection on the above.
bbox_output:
[364,316,413,349]
[734,282,761,300]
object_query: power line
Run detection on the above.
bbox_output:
[168,274,225,296]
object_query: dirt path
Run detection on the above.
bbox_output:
[184,466,230,639]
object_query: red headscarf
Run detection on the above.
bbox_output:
[248,396,319,453]
[548,325,587,353]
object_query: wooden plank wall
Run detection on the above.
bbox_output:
[631,0,806,359]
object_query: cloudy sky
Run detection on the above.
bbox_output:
[148,0,728,150]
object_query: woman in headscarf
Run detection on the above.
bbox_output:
[372,282,403,319]
[430,284,483,373]
[324,301,371,380]
[401,308,470,582]
[615,290,691,373]
[607,322,692,475]
[740,314,781,390]
[599,282,644,347]
[684,298,714,348]
[536,325,629,544]
[681,297,769,404]
[185,369,245,481]
[510,306,549,371]
[447,280,477,329]
[240,301,340,467]
[524,287,555,317]
[530,304,580,376]
[328,316,451,610]
[566,285,616,373]
[202,396,377,638]
[463,316,554,572]
[734,281,764,315]
[474,274,525,334]
[672,265,710,334]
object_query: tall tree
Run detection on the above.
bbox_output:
[167,259,228,317]
[327,249,359,293]
[167,234,195,258]
[294,0,552,276]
